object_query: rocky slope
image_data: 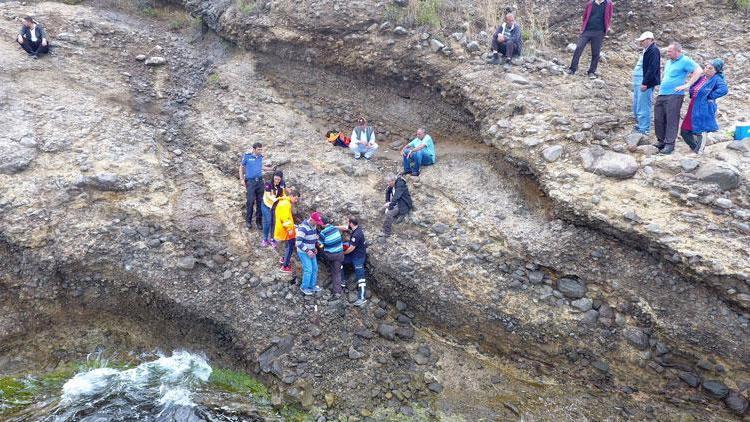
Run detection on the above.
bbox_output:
[1,0,749,420]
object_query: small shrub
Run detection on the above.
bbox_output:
[384,0,443,29]
[735,0,750,8]
[236,0,257,16]
[141,7,159,17]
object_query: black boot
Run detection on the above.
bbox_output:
[659,144,675,155]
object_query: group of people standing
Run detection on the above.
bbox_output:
[240,118,424,303]
[489,0,729,155]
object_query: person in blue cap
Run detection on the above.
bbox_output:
[679,59,728,154]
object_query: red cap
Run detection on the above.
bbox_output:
[310,212,324,226]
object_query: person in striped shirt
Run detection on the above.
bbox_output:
[317,216,346,297]
[297,212,324,295]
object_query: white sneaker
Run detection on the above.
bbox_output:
[353,298,367,307]
[696,135,707,155]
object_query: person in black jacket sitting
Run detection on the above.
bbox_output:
[632,31,661,134]
[17,16,49,58]
[382,173,413,236]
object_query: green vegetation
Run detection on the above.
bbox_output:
[0,377,33,412]
[236,0,258,16]
[208,368,270,399]
[736,0,750,8]
[385,0,444,29]
[141,6,159,17]
[278,403,313,421]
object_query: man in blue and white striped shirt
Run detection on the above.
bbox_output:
[318,216,345,297]
[297,212,324,295]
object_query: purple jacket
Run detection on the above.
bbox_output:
[580,0,614,33]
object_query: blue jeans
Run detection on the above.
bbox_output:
[343,254,366,281]
[261,204,272,241]
[352,143,378,159]
[282,240,294,267]
[633,85,654,134]
[403,150,433,174]
[298,251,319,290]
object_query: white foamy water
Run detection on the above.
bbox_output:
[54,350,213,420]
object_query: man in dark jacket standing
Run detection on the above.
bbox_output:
[567,0,614,78]
[16,16,49,58]
[382,173,412,236]
[632,31,660,134]
[489,13,522,65]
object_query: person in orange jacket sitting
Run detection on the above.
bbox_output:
[274,188,299,273]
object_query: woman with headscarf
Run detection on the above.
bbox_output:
[261,170,285,247]
[680,59,729,154]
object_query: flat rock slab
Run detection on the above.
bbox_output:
[695,162,741,191]
[580,147,638,179]
[702,380,729,399]
[556,277,586,299]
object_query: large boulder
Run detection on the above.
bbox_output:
[695,162,741,191]
[0,138,37,175]
[580,147,638,179]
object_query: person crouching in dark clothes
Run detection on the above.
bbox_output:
[17,16,49,58]
[382,173,413,236]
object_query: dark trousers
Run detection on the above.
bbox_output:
[654,95,685,146]
[492,39,519,58]
[569,30,605,74]
[680,129,702,151]
[244,178,263,225]
[323,251,345,294]
[383,205,400,236]
[19,38,48,55]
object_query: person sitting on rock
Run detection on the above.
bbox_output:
[274,188,299,274]
[489,13,522,65]
[317,216,346,297]
[342,216,368,306]
[401,128,436,177]
[325,130,351,148]
[383,173,413,236]
[349,117,378,160]
[297,211,324,295]
[261,170,285,248]
[17,16,49,59]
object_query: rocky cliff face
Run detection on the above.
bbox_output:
[1,0,749,419]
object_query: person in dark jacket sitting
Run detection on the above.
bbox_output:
[16,16,49,58]
[382,173,413,236]
[489,13,522,65]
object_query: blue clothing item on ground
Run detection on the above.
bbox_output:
[633,85,654,134]
[282,240,294,267]
[241,153,263,179]
[688,74,729,133]
[347,227,367,261]
[407,135,436,164]
[660,55,698,96]
[319,225,344,254]
[343,254,366,280]
[298,251,319,290]
[261,203,272,241]
[403,149,433,174]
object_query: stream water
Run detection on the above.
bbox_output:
[1,351,271,421]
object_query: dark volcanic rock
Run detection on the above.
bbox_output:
[556,277,586,299]
[623,327,649,350]
[377,323,397,341]
[679,371,701,388]
[702,380,729,399]
[724,390,749,415]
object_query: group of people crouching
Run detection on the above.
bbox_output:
[240,122,425,303]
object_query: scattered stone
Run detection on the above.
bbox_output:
[429,39,445,52]
[377,323,397,341]
[592,360,609,373]
[505,73,529,85]
[727,140,749,152]
[324,393,335,408]
[395,325,415,339]
[144,56,166,66]
[527,270,545,284]
[135,54,146,61]
[623,327,650,350]
[695,162,741,191]
[580,147,639,179]
[680,158,700,172]
[571,297,593,312]
[679,371,700,388]
[725,390,749,415]
[374,307,388,319]
[556,277,586,299]
[636,145,659,156]
[427,382,444,393]
[348,345,365,359]
[0,140,36,175]
[393,26,407,36]
[702,380,729,399]
[176,256,196,270]
[566,43,577,52]
[625,132,645,151]
[581,309,599,324]
[542,145,563,162]
[396,300,407,311]
[432,222,449,234]
[623,210,642,223]
[715,198,733,209]
[466,41,481,52]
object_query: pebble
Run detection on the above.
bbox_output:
[377,323,397,341]
[571,297,593,312]
[725,390,749,415]
[542,145,563,162]
[145,56,166,66]
[556,277,586,299]
[702,380,729,399]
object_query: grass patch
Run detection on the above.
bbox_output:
[236,0,258,16]
[208,368,270,399]
[385,0,444,29]
[736,0,750,8]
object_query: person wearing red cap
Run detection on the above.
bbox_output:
[297,211,324,295]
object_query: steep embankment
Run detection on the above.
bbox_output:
[1,0,749,419]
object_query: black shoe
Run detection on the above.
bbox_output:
[659,144,675,155]
[32,54,38,60]
[655,142,665,150]
[587,72,599,79]
[411,171,420,177]
[566,69,576,75]
[256,222,263,230]
[505,57,512,64]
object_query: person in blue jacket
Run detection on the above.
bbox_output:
[679,59,729,155]
[489,13,522,65]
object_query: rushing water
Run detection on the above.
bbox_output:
[50,351,213,421]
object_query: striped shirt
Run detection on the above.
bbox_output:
[318,225,343,254]
[295,220,318,252]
